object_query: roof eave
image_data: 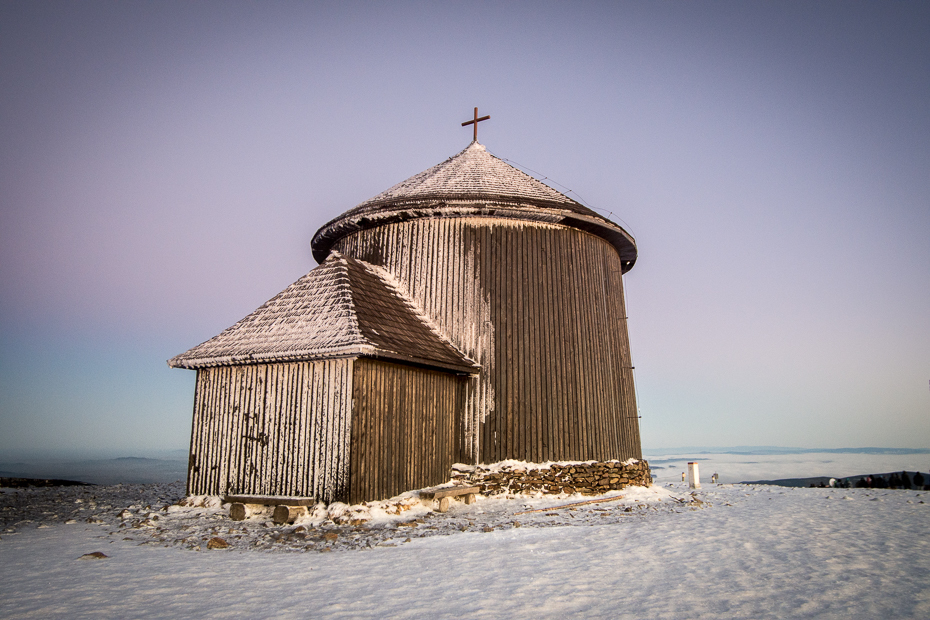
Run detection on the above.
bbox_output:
[167,345,480,375]
[167,346,370,370]
[311,199,638,272]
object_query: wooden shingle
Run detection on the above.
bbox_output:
[311,141,637,270]
[168,252,477,374]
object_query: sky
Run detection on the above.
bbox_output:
[1,1,928,459]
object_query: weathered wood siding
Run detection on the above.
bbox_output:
[349,358,464,503]
[335,217,642,464]
[188,359,353,502]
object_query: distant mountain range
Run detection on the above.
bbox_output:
[2,447,927,486]
[0,456,186,485]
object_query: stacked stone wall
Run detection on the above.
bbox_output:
[452,460,651,496]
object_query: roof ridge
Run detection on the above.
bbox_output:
[166,255,366,369]
[353,257,477,366]
[168,251,478,373]
[327,250,365,344]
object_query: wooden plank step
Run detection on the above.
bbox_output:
[419,486,481,500]
[224,495,315,506]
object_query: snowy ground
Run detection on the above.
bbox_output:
[2,480,929,618]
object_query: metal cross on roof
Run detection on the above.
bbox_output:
[461,107,490,142]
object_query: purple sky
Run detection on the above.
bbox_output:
[1,1,928,458]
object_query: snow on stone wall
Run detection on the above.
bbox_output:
[453,460,652,496]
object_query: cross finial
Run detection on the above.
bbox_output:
[461,107,490,142]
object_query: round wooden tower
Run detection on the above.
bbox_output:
[312,141,641,465]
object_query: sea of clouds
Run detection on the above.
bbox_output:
[2,447,928,487]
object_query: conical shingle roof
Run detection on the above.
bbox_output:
[354,141,577,209]
[168,252,477,373]
[311,142,637,269]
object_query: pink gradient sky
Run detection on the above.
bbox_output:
[1,1,928,457]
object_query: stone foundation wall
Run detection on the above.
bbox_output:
[452,460,652,496]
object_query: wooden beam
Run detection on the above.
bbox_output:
[419,485,481,500]
[461,107,490,141]
[224,495,315,506]
[513,494,626,515]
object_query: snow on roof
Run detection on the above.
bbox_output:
[311,142,637,268]
[168,252,478,374]
[355,142,577,208]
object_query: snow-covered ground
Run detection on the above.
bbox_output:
[2,479,929,618]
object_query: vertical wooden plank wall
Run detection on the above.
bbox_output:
[338,218,497,464]
[349,359,462,504]
[187,359,354,503]
[336,217,642,464]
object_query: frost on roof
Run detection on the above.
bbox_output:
[355,141,577,208]
[311,141,638,267]
[168,253,477,373]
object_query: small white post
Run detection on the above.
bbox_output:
[687,462,701,489]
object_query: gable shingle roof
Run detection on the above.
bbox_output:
[311,141,637,270]
[168,252,477,374]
